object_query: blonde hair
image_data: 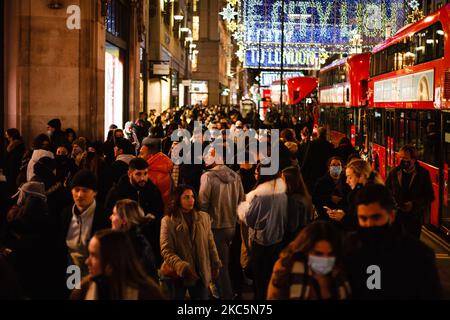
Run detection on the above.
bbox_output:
[346,159,384,186]
[114,199,153,230]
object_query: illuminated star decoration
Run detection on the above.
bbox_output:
[407,0,420,10]
[319,48,329,65]
[219,4,238,23]
[236,48,245,62]
[233,30,244,42]
[227,0,239,7]
[408,8,424,23]
[228,21,238,32]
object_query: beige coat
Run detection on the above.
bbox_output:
[160,210,222,287]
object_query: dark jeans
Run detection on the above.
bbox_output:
[212,227,235,300]
[170,279,209,300]
[250,241,284,300]
[230,223,243,297]
[397,212,422,239]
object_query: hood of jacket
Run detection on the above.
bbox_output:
[31,149,54,161]
[147,152,173,174]
[207,165,238,184]
[116,154,135,165]
[237,178,287,222]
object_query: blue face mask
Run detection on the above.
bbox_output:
[330,166,342,178]
[308,255,336,276]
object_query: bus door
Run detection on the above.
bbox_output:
[441,112,450,233]
[385,109,396,177]
[406,110,440,227]
[371,109,387,179]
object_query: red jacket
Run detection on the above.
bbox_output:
[147,153,173,206]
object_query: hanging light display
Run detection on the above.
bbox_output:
[236,0,406,70]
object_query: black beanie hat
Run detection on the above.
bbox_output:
[48,119,62,130]
[70,169,97,191]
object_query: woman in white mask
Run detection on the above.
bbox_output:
[312,157,350,220]
[267,221,351,300]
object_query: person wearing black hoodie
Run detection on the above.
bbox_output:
[343,184,442,299]
[105,158,164,266]
[1,182,61,299]
[47,119,68,153]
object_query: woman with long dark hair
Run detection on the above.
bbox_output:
[111,199,158,281]
[71,229,164,300]
[268,221,351,300]
[281,166,313,243]
[3,128,25,196]
[160,185,222,300]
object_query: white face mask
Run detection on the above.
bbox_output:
[308,255,336,276]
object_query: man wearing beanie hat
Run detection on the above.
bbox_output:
[60,169,110,276]
[47,118,68,152]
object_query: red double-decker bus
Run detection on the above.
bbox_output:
[270,76,319,130]
[318,52,371,148]
[316,5,450,236]
[270,76,318,105]
[367,5,450,234]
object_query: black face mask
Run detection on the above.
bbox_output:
[55,155,68,162]
[87,152,96,161]
[401,160,412,171]
[358,223,393,247]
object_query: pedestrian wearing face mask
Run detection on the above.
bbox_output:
[325,159,384,232]
[267,221,351,300]
[343,184,442,299]
[385,145,434,239]
[313,157,350,220]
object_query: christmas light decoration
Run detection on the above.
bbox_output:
[227,0,240,7]
[219,3,238,23]
[228,21,238,32]
[407,0,420,10]
[240,0,406,70]
[407,8,424,23]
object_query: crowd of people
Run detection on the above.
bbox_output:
[0,105,443,300]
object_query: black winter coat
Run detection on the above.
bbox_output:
[127,225,158,281]
[385,163,435,218]
[3,141,25,196]
[104,175,164,266]
[343,226,442,299]
[301,137,335,190]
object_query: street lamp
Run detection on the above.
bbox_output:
[280,0,285,114]
[174,14,184,22]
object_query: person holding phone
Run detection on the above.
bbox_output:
[324,159,383,232]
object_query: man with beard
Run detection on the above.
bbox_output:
[105,158,164,265]
[385,144,434,238]
[343,184,442,299]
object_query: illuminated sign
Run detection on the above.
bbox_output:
[246,48,319,70]
[260,71,304,87]
[242,0,406,70]
[190,81,209,93]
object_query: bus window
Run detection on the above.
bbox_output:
[397,111,407,150]
[419,110,440,166]
[373,110,384,145]
[435,23,444,58]
[387,45,396,72]
[443,113,450,231]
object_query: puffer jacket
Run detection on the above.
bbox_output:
[147,153,174,206]
[198,165,245,229]
[160,210,222,288]
[238,178,288,246]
